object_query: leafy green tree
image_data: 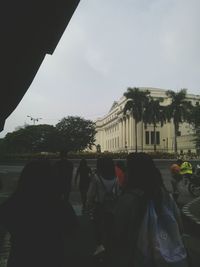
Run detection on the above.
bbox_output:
[143,98,166,151]
[165,89,192,154]
[56,116,96,152]
[3,124,58,153]
[123,87,150,152]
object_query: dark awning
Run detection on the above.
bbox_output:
[0,0,80,131]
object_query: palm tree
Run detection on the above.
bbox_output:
[123,87,150,152]
[143,97,166,151]
[165,89,192,154]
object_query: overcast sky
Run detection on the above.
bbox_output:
[1,0,200,137]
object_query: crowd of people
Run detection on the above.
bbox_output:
[0,152,190,267]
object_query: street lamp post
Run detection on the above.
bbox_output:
[27,115,42,125]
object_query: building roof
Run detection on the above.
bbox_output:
[97,87,200,124]
[0,0,80,131]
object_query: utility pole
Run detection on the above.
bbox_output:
[27,115,42,125]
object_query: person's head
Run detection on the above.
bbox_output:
[16,160,62,203]
[96,156,115,180]
[126,152,163,197]
[59,150,68,159]
[176,159,183,166]
[79,158,87,168]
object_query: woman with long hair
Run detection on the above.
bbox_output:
[75,158,92,213]
[0,159,78,267]
[111,152,185,267]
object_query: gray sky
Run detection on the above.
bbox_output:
[1,0,200,137]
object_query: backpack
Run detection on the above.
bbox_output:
[98,175,118,214]
[134,194,188,267]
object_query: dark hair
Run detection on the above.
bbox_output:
[59,150,68,158]
[79,159,87,169]
[16,160,62,203]
[96,156,115,180]
[176,159,183,165]
[126,152,164,213]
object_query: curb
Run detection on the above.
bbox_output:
[182,197,200,225]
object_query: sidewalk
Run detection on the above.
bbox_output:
[181,197,200,267]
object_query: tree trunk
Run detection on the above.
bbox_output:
[174,123,178,154]
[135,121,138,152]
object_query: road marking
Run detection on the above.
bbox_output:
[182,196,200,225]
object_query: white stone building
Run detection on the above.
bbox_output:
[94,88,200,154]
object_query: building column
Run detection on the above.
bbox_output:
[125,116,129,150]
[127,116,130,149]
[130,116,133,149]
[123,117,126,150]
[119,119,123,149]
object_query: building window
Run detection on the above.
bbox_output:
[156,131,160,145]
[177,131,181,137]
[151,131,154,145]
[145,131,149,145]
[150,131,160,145]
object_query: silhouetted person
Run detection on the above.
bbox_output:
[170,159,183,201]
[75,159,92,213]
[111,153,184,267]
[0,159,78,267]
[87,156,118,257]
[54,150,74,201]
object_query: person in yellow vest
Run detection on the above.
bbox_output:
[180,160,193,186]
